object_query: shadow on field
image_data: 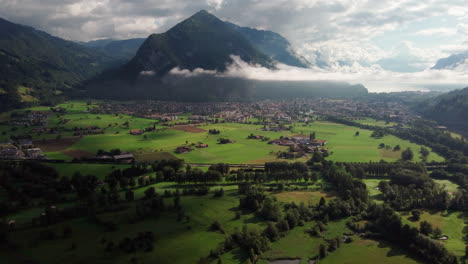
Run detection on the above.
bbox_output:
[377,240,415,259]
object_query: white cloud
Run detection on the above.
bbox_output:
[415,27,457,36]
[167,55,468,93]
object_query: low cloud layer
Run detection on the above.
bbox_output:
[167,56,468,93]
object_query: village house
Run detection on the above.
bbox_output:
[129,129,144,135]
[113,153,135,163]
[0,144,25,160]
[310,139,328,147]
[25,148,43,159]
[17,138,34,149]
[175,146,192,154]
[197,143,209,148]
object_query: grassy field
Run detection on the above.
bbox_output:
[320,237,419,264]
[363,179,388,203]
[296,122,442,163]
[402,211,466,257]
[2,186,264,264]
[273,190,335,205]
[434,179,460,194]
[48,163,131,179]
[1,101,444,164]
[355,118,399,128]
[257,216,420,264]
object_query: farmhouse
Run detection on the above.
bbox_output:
[25,148,43,159]
[113,153,135,163]
[175,146,192,154]
[129,129,144,135]
[310,139,328,147]
[197,143,209,148]
[17,138,34,149]
[0,145,25,160]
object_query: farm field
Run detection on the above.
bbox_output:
[1,101,444,164]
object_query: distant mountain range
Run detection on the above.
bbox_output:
[83,10,366,101]
[225,22,310,68]
[0,10,366,109]
[81,38,146,61]
[432,51,468,70]
[417,87,468,133]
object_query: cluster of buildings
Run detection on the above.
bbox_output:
[9,111,49,127]
[0,139,44,160]
[269,135,329,158]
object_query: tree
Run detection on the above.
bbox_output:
[393,145,401,151]
[420,221,433,236]
[433,227,442,239]
[379,143,385,149]
[125,190,134,202]
[310,132,316,140]
[263,222,279,241]
[411,209,421,221]
[318,197,326,209]
[401,148,414,161]
[144,187,155,199]
[319,244,327,258]
[355,131,360,136]
[420,147,430,161]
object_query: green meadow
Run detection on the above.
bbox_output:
[355,117,399,128]
[1,101,444,164]
[402,211,466,257]
[2,186,264,264]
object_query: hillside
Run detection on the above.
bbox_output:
[226,22,310,68]
[418,87,468,133]
[0,17,120,110]
[82,38,146,61]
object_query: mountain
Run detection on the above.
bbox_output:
[113,10,273,79]
[225,22,309,68]
[83,10,366,101]
[432,51,468,70]
[417,87,468,133]
[82,38,146,61]
[0,17,121,110]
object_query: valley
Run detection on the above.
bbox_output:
[1,6,468,264]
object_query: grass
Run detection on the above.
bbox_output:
[49,163,131,179]
[1,101,444,164]
[4,187,263,264]
[320,237,419,264]
[273,190,335,205]
[0,101,443,164]
[355,118,399,128]
[293,122,443,163]
[258,221,322,264]
[434,179,460,194]
[402,211,466,257]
